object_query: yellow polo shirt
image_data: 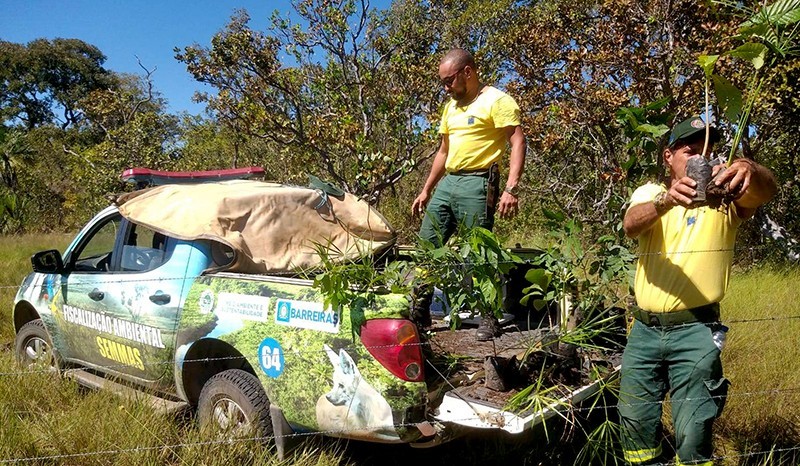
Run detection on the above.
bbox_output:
[439,86,521,172]
[630,183,742,312]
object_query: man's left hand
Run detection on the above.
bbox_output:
[712,159,754,199]
[498,192,519,218]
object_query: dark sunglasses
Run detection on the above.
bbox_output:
[440,66,466,87]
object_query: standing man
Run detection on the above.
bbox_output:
[619,116,777,465]
[410,48,526,341]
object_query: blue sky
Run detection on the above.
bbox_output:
[1,1,390,115]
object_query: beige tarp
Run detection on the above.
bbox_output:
[116,180,396,274]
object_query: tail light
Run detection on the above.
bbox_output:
[360,319,424,382]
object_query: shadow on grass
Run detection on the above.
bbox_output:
[723,414,800,466]
[330,403,625,466]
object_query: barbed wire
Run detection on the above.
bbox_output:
[0,244,788,291]
[0,244,797,463]
[0,407,798,464]
[3,345,800,415]
[4,309,800,377]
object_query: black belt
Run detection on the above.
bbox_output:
[449,166,494,177]
[632,303,720,327]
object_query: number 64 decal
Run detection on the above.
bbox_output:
[258,338,285,378]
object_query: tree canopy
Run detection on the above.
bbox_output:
[1,0,799,257]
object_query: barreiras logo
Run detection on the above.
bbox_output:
[274,298,339,333]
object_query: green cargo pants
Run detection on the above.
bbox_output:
[618,319,730,465]
[418,171,499,247]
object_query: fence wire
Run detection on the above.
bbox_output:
[0,244,798,463]
[0,244,786,290]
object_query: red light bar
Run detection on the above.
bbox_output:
[121,167,266,187]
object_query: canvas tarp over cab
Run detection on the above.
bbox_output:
[116,180,396,274]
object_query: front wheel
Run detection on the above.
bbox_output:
[14,319,58,371]
[197,369,273,439]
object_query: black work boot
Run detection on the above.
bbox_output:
[476,314,502,341]
[410,285,433,328]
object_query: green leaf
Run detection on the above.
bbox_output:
[634,123,670,138]
[643,96,672,111]
[728,43,768,69]
[698,54,720,76]
[524,268,552,290]
[762,0,800,25]
[737,23,781,50]
[712,74,743,123]
[542,208,565,222]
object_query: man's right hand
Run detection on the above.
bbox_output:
[412,191,430,217]
[667,176,699,208]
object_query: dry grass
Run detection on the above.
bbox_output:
[0,233,798,465]
[714,266,800,465]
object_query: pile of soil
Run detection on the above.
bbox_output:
[425,322,622,409]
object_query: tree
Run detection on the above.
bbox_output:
[500,0,800,242]
[177,0,520,203]
[0,38,114,129]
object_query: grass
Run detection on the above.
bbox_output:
[715,266,800,465]
[0,233,74,342]
[0,233,798,465]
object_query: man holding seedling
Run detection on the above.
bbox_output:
[619,116,777,465]
[410,48,526,341]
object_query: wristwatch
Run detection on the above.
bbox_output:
[504,184,519,196]
[653,192,672,215]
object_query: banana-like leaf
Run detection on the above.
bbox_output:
[712,74,743,123]
[698,54,720,76]
[738,22,781,50]
[728,42,769,69]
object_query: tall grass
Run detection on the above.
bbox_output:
[0,233,798,465]
[715,266,800,465]
[0,233,73,342]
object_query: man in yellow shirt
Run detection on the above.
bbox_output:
[410,48,526,340]
[619,116,777,465]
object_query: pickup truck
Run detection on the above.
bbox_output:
[12,168,621,458]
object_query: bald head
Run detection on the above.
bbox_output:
[441,48,476,70]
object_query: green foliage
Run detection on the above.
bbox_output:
[176,3,444,202]
[0,38,114,129]
[699,0,800,163]
[520,208,634,341]
[311,241,411,339]
[414,226,522,324]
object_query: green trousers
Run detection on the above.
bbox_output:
[418,172,498,246]
[618,319,729,465]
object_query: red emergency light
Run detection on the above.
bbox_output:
[121,167,266,187]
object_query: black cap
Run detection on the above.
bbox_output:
[668,116,720,147]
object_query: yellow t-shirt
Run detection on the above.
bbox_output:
[439,86,521,172]
[630,182,742,312]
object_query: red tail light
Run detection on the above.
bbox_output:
[360,319,425,382]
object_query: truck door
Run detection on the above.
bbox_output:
[59,215,188,384]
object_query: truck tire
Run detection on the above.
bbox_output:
[197,369,273,440]
[14,319,57,371]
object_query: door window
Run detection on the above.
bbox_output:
[72,214,121,272]
[120,225,170,272]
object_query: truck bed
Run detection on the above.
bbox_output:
[425,319,622,434]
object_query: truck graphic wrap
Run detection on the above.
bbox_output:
[177,275,427,438]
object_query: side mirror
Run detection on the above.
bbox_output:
[31,250,64,274]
